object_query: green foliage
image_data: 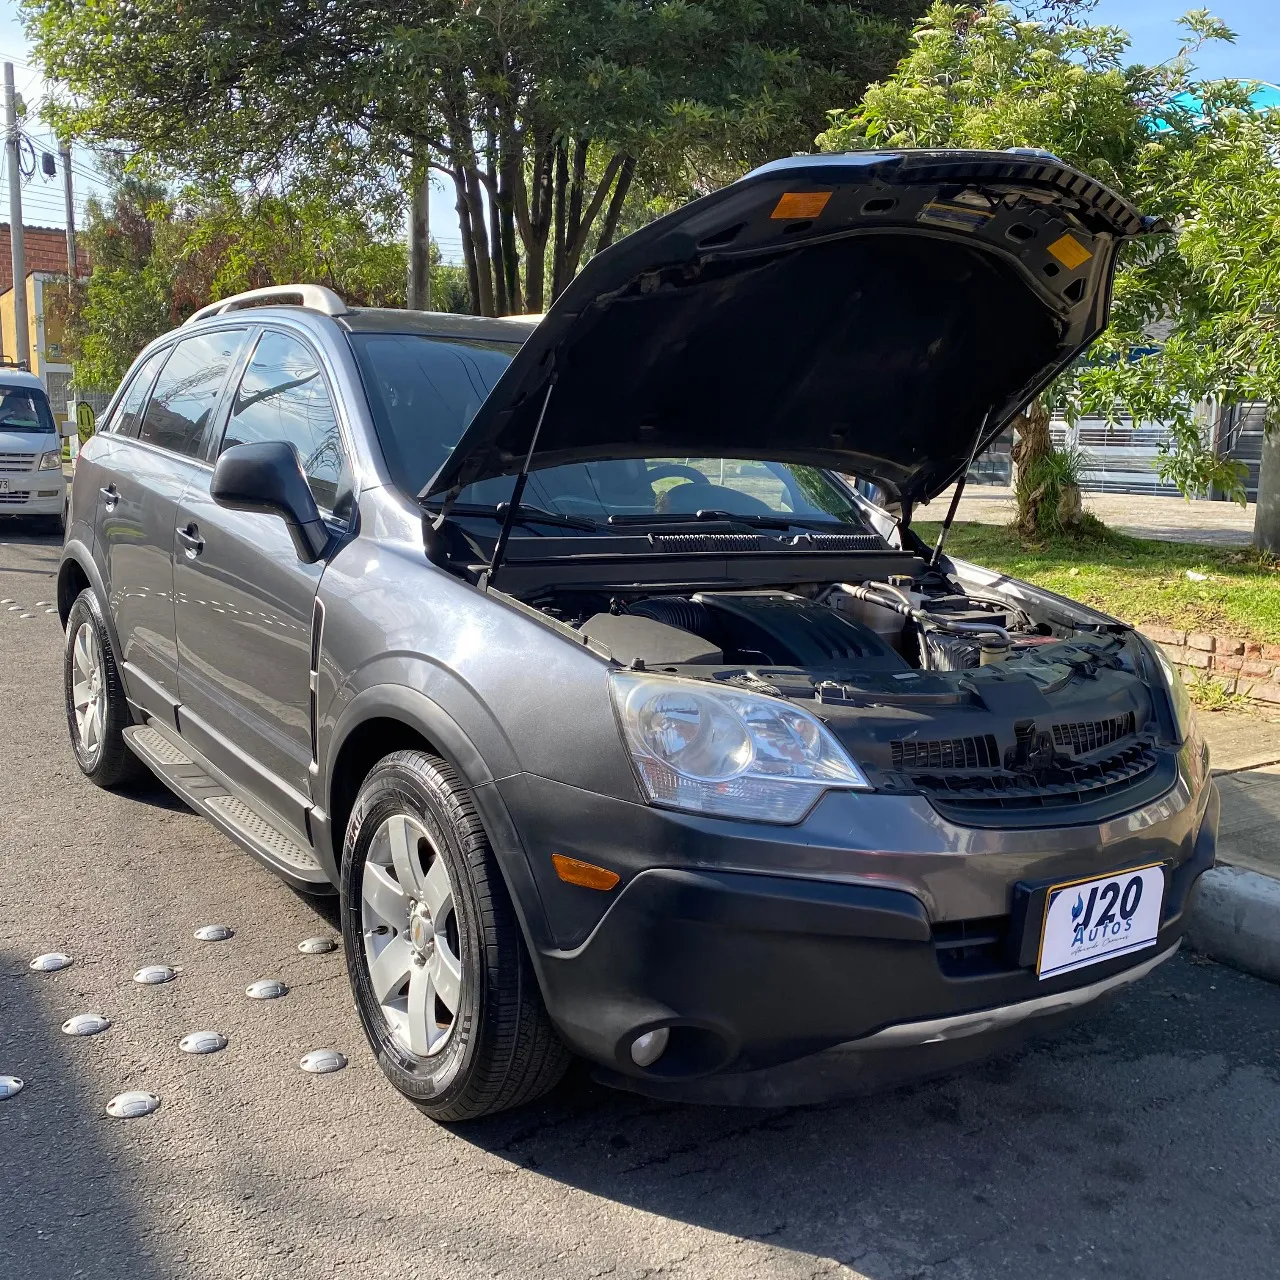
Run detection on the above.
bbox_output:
[1014,443,1087,538]
[22,0,925,314]
[818,1,1280,503]
[53,170,437,389]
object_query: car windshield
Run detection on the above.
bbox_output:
[0,385,56,434]
[349,332,868,530]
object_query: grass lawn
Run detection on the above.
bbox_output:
[914,517,1280,645]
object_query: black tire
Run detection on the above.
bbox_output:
[340,749,570,1121]
[63,587,141,788]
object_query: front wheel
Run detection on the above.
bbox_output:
[340,749,569,1121]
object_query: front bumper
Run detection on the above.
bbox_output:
[497,755,1217,1101]
[0,478,65,515]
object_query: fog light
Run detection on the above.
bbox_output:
[630,1027,670,1067]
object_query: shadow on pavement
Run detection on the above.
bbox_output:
[0,950,166,1280]
[453,953,1280,1278]
[0,517,64,547]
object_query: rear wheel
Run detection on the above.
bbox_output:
[63,588,140,787]
[340,749,569,1121]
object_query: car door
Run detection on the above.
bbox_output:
[173,326,354,833]
[92,330,248,724]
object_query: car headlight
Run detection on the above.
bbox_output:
[39,449,63,471]
[1147,640,1197,744]
[609,671,870,823]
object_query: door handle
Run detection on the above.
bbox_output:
[177,522,205,557]
[99,483,119,509]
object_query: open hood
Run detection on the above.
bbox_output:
[424,150,1160,509]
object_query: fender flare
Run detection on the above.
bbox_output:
[322,682,554,951]
[58,540,123,660]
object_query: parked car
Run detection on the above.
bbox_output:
[0,367,67,532]
[59,150,1218,1121]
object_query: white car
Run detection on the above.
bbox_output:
[0,369,67,533]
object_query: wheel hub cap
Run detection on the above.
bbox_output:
[408,902,435,960]
[71,621,106,758]
[360,813,463,1058]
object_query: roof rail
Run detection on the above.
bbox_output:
[184,284,349,326]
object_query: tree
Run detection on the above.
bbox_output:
[23,0,924,316]
[817,2,1280,537]
[48,170,450,390]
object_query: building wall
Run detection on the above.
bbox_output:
[1,273,74,412]
[0,224,77,293]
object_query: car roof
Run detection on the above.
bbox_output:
[337,308,539,343]
[0,369,47,393]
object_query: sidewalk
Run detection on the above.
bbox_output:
[923,484,1258,548]
[1187,711,1280,981]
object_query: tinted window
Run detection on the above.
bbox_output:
[111,350,167,438]
[348,333,516,495]
[221,330,349,516]
[138,329,246,457]
[0,384,57,434]
[349,331,868,532]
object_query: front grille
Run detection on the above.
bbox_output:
[0,490,31,505]
[933,915,1013,977]
[892,734,1000,771]
[912,741,1159,813]
[1052,711,1136,756]
[0,452,36,473]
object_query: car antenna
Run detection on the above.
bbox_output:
[929,410,991,570]
[485,373,556,590]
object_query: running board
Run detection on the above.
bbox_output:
[123,725,329,888]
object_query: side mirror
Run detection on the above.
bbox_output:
[210,441,330,562]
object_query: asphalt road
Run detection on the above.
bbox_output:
[2,518,1279,1280]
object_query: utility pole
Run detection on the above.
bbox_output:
[60,140,76,277]
[408,157,431,311]
[4,62,31,369]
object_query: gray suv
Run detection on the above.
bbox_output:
[59,150,1218,1121]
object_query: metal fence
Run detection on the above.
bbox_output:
[971,405,1266,501]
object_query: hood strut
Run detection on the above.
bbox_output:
[930,411,990,568]
[485,375,556,589]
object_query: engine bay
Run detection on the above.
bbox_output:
[518,568,1173,824]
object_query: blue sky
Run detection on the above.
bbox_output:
[1094,1,1278,83]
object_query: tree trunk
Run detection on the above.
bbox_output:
[407,155,431,311]
[595,155,636,254]
[485,151,508,317]
[1010,397,1081,538]
[516,132,553,313]
[551,140,568,301]
[462,164,496,316]
[1255,425,1280,553]
[452,167,482,317]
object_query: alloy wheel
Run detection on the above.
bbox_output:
[71,621,106,760]
[361,813,463,1057]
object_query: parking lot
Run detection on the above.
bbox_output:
[3,519,1280,1280]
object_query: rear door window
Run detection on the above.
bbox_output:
[110,350,168,438]
[138,329,247,457]
[219,329,350,518]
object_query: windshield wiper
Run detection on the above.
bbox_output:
[422,499,601,533]
[608,510,866,533]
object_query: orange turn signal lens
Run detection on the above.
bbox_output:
[770,191,832,220]
[551,854,621,891]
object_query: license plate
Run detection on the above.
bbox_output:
[1037,865,1164,980]
[0,479,8,493]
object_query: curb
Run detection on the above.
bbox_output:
[1186,866,1280,984]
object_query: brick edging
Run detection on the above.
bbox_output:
[1141,626,1280,705]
